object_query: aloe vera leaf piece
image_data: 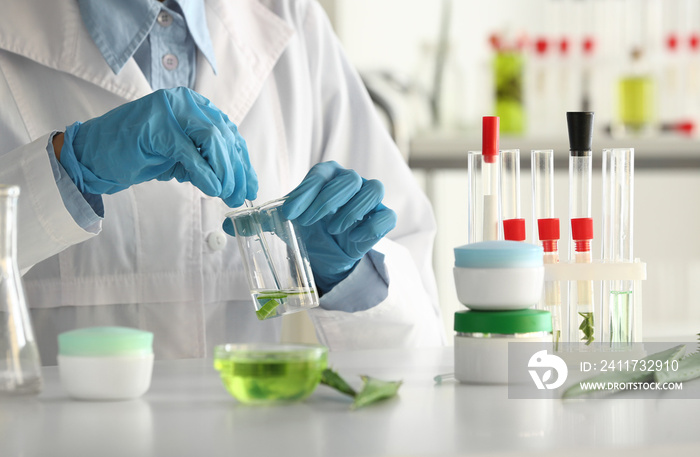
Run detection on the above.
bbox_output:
[655,351,700,384]
[257,292,288,300]
[562,345,686,399]
[320,368,357,397]
[351,375,402,410]
[578,312,595,345]
[255,298,281,320]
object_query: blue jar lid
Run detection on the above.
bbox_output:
[454,240,543,268]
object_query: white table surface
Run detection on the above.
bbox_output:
[2,346,700,457]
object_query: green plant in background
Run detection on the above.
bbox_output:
[493,51,525,134]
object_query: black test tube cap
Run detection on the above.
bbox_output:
[566,112,594,156]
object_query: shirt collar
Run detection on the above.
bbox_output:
[77,0,217,75]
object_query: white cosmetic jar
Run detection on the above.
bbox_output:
[453,240,544,310]
[454,309,552,384]
[58,326,154,401]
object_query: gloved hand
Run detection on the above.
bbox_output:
[59,87,257,207]
[280,161,397,294]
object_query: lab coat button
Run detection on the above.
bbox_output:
[157,11,173,27]
[207,231,227,251]
[162,54,179,70]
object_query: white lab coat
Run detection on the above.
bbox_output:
[0,0,445,363]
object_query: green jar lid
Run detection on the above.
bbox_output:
[58,326,154,357]
[454,309,552,334]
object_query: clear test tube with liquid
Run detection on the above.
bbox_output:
[501,149,525,241]
[602,148,635,345]
[467,117,501,243]
[567,112,595,345]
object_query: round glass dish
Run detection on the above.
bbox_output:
[213,343,328,405]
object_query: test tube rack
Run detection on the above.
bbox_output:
[543,259,646,350]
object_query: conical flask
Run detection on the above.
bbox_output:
[0,185,42,396]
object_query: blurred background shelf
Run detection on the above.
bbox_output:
[409,131,700,170]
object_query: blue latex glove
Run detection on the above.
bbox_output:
[281,161,397,294]
[59,87,257,207]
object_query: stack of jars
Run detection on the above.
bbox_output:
[452,240,552,384]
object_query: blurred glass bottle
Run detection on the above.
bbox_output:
[617,49,656,135]
[0,185,42,396]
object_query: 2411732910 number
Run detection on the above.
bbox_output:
[599,358,680,372]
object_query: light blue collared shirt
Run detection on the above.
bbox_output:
[78,0,217,87]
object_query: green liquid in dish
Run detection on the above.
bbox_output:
[253,288,317,320]
[214,353,327,404]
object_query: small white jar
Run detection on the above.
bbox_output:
[453,240,544,310]
[454,310,552,384]
[58,326,154,400]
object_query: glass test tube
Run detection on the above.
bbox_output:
[568,154,592,246]
[467,151,484,243]
[567,112,595,345]
[531,149,555,242]
[571,217,594,345]
[603,148,635,345]
[531,149,561,346]
[501,149,525,241]
[467,151,501,243]
[468,116,501,243]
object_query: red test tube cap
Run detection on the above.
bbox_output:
[537,218,560,241]
[482,116,499,163]
[503,218,526,241]
[571,217,594,240]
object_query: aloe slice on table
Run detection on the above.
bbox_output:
[320,367,402,410]
[562,345,686,399]
[321,368,357,397]
[655,351,700,384]
[352,375,403,410]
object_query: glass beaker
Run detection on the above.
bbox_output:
[0,185,43,396]
[226,198,319,320]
